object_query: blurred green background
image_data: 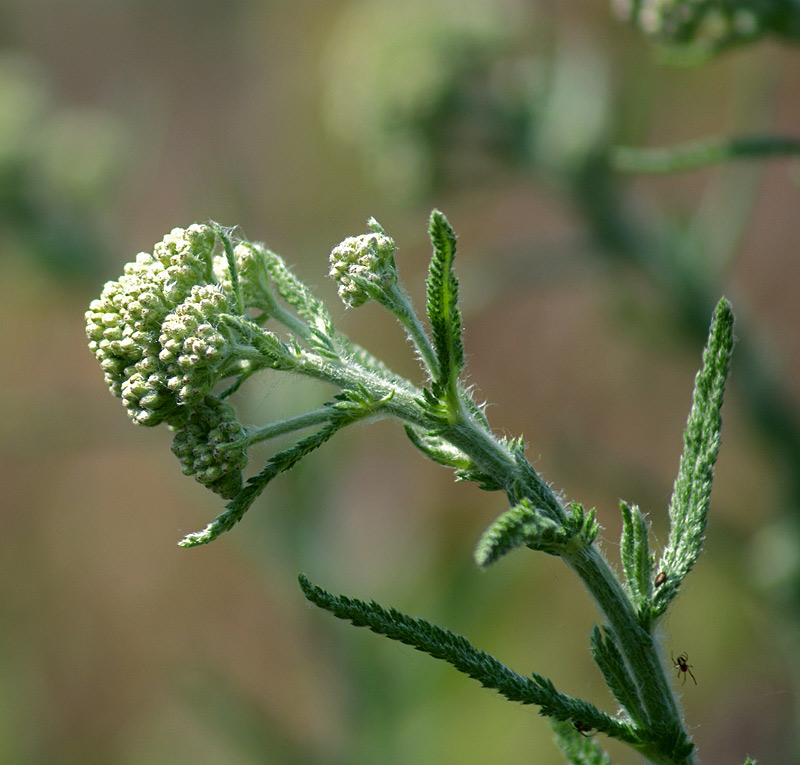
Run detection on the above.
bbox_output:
[2,1,799,762]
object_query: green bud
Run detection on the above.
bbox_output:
[329,220,397,308]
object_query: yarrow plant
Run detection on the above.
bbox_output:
[86,211,740,764]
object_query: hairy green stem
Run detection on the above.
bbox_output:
[565,546,693,764]
[379,281,440,380]
[247,407,337,445]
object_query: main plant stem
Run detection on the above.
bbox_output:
[565,546,694,764]
[441,410,695,764]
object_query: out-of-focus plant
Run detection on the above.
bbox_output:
[0,52,128,277]
[86,212,735,763]
[322,0,544,201]
[612,0,800,57]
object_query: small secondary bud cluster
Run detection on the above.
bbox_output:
[329,224,397,308]
[171,396,248,499]
[613,0,759,50]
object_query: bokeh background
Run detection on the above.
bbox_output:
[2,1,800,762]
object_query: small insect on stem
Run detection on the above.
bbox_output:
[672,652,697,685]
[572,721,593,737]
[655,571,666,588]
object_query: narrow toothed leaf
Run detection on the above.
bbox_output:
[178,420,343,547]
[654,298,734,618]
[619,501,653,619]
[590,626,647,728]
[425,210,464,400]
[179,392,386,547]
[299,575,639,744]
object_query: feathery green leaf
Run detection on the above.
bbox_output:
[475,499,567,566]
[654,297,734,618]
[178,420,341,547]
[255,243,338,342]
[529,672,641,744]
[178,390,387,547]
[298,574,639,743]
[425,210,464,402]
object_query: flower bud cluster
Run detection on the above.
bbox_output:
[158,284,234,408]
[613,0,759,50]
[86,225,220,426]
[86,224,281,429]
[87,223,310,499]
[329,225,397,308]
[170,395,248,499]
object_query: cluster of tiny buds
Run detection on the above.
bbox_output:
[86,223,293,495]
[170,396,248,499]
[85,225,272,427]
[158,284,233,408]
[329,219,397,308]
[86,226,219,426]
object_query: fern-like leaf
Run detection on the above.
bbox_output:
[653,297,734,618]
[425,210,464,401]
[256,243,337,341]
[619,501,653,621]
[298,574,639,744]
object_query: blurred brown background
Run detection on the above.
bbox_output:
[2,1,799,763]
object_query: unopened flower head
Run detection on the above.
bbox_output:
[170,395,248,499]
[85,224,262,427]
[158,284,235,409]
[329,219,397,308]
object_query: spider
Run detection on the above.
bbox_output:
[672,652,697,685]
